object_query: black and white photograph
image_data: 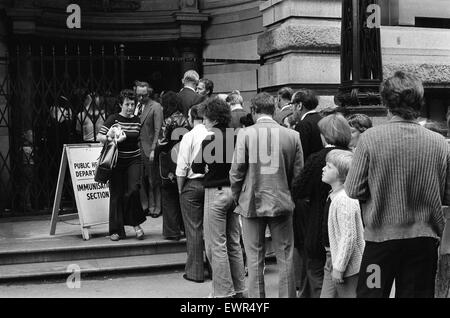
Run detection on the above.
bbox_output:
[0,0,449,301]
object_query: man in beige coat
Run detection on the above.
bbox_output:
[230,92,304,298]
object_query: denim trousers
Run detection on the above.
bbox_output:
[204,187,246,297]
[320,251,358,298]
[180,178,205,281]
[241,214,296,298]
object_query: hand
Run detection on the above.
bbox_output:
[149,150,155,162]
[116,131,127,143]
[168,172,175,182]
[331,269,344,284]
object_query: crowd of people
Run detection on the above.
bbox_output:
[96,69,450,298]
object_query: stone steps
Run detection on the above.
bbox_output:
[0,238,186,266]
[0,252,187,282]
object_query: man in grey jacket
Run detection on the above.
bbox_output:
[230,92,304,298]
[135,81,164,218]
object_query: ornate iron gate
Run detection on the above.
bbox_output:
[0,43,260,216]
[3,44,125,215]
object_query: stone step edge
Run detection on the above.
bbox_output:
[0,238,186,256]
[0,253,188,283]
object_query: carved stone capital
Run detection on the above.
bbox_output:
[257,19,340,57]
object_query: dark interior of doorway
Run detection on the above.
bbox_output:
[31,38,183,94]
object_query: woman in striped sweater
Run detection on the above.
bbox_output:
[97,89,146,241]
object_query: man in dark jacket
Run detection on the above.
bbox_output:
[294,89,323,161]
[177,70,204,117]
[227,91,248,130]
[274,87,294,125]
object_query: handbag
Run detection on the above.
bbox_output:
[94,138,118,184]
[159,142,180,187]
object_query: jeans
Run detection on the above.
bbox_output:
[180,178,205,281]
[204,187,246,297]
[242,214,296,298]
[320,251,358,298]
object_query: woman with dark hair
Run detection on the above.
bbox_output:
[97,89,146,241]
[347,114,373,149]
[292,113,351,298]
[191,98,246,297]
[158,91,189,240]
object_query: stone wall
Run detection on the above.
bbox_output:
[200,0,263,104]
[257,0,341,107]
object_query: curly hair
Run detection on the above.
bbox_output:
[347,114,373,133]
[199,78,214,97]
[118,89,136,105]
[161,91,183,119]
[203,97,231,128]
[380,71,424,120]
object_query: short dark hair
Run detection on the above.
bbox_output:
[189,104,204,121]
[380,71,424,120]
[347,114,373,133]
[240,113,254,127]
[134,80,154,98]
[278,87,294,101]
[251,92,275,116]
[203,98,231,128]
[199,78,214,97]
[161,91,183,119]
[292,89,319,110]
[118,89,136,105]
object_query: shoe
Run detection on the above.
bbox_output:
[110,233,121,241]
[149,211,162,218]
[164,235,181,241]
[182,274,204,283]
[136,228,145,240]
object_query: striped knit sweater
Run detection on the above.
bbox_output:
[328,189,365,277]
[99,113,141,159]
[345,118,450,242]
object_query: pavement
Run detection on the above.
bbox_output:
[0,214,189,282]
[0,214,166,252]
[0,263,280,298]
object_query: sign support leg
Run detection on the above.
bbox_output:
[50,147,68,235]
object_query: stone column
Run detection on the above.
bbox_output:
[335,0,386,120]
[257,0,342,107]
[174,0,208,86]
